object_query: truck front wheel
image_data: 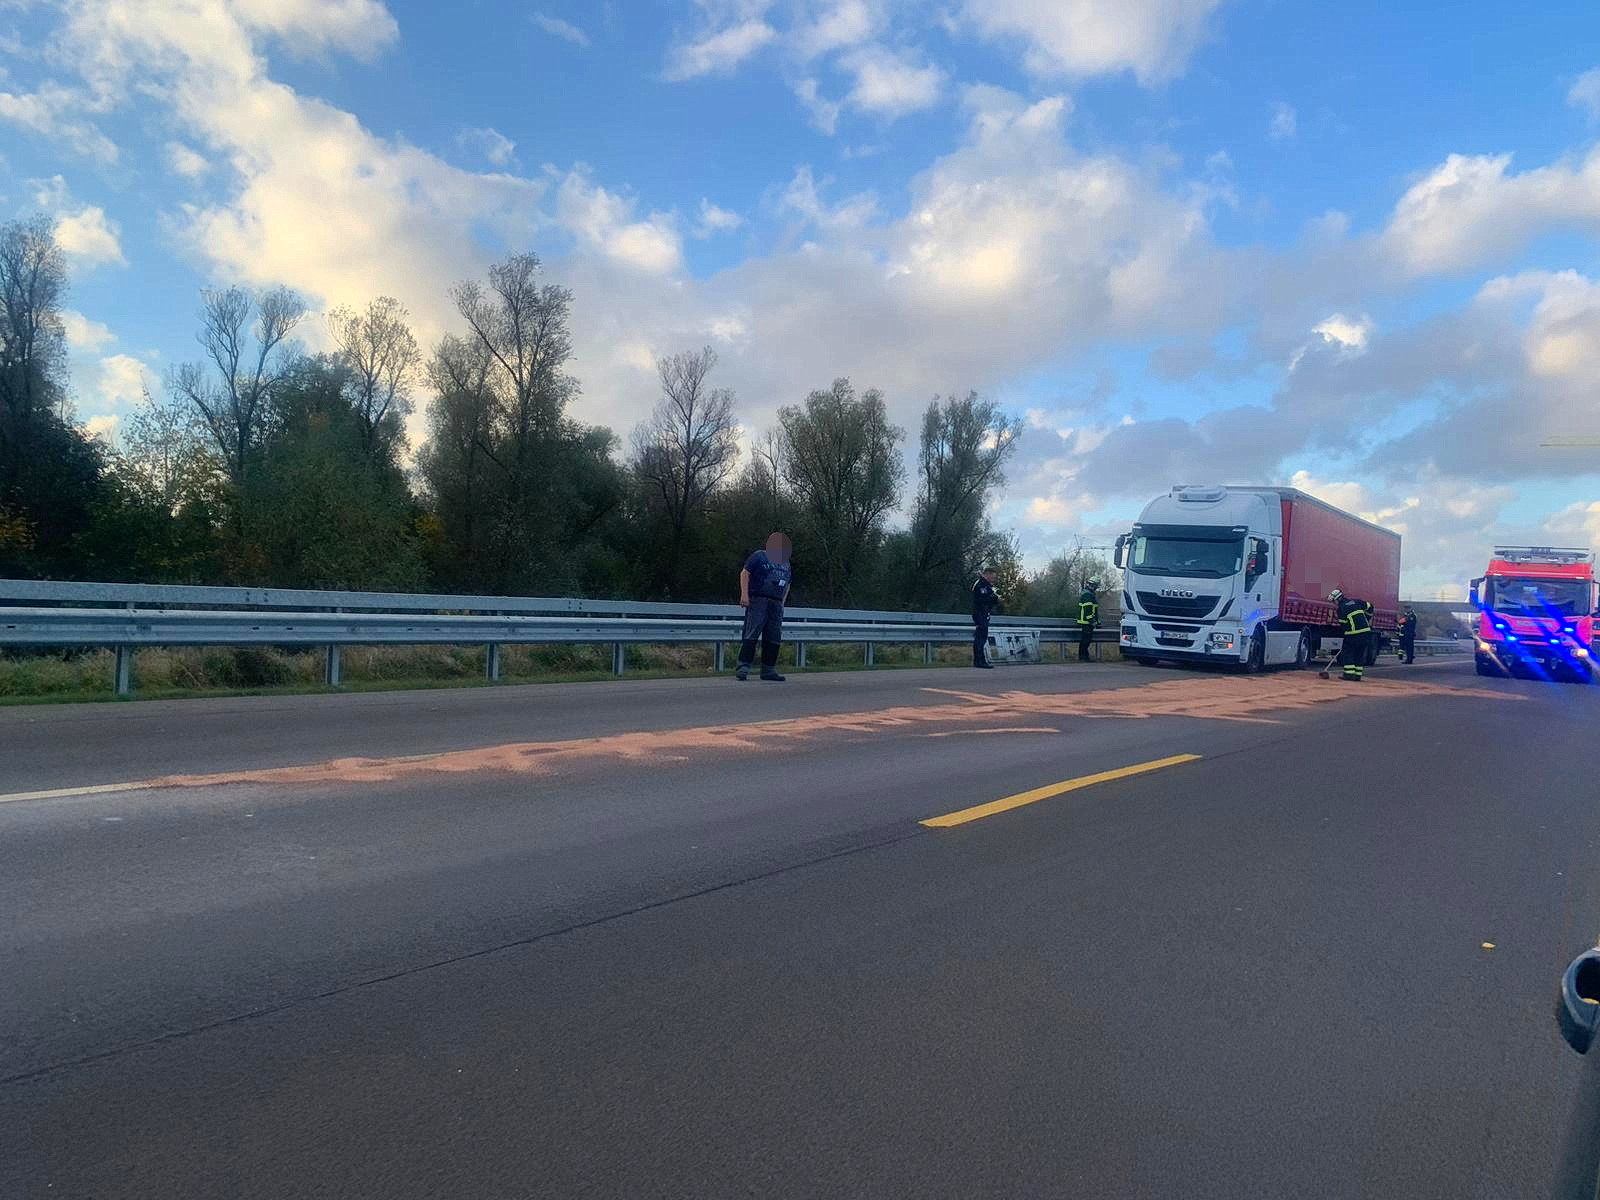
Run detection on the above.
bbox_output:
[1294,631,1312,669]
[1244,630,1266,673]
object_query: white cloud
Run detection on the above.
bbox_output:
[29,176,125,266]
[83,413,120,443]
[228,0,399,60]
[0,82,118,162]
[166,141,210,177]
[792,0,880,58]
[1521,271,1600,380]
[778,165,878,231]
[43,3,545,350]
[960,0,1225,84]
[1569,69,1600,120]
[1383,147,1600,276]
[91,354,151,409]
[1269,101,1296,142]
[1312,312,1374,351]
[839,45,944,120]
[456,126,517,167]
[663,10,777,81]
[794,76,843,134]
[694,198,744,237]
[1285,471,1379,521]
[57,206,125,265]
[61,310,116,352]
[1548,499,1600,548]
[556,171,683,274]
[531,12,591,47]
[1025,495,1080,526]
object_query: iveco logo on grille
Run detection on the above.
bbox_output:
[1160,588,1197,598]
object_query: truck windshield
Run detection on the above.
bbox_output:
[1129,535,1243,579]
[1485,576,1589,616]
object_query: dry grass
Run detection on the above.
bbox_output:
[0,636,1099,703]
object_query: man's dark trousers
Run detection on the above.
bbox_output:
[1078,625,1094,662]
[739,596,784,672]
[973,616,990,665]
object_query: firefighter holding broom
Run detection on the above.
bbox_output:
[1323,588,1372,682]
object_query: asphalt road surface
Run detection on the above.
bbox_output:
[4,657,1599,1199]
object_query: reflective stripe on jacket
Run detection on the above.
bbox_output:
[1338,598,1371,636]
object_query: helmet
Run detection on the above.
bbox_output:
[1085,578,1100,590]
[1327,588,1343,603]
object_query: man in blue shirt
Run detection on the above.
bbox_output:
[737,532,793,682]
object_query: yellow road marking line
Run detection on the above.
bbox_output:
[920,754,1202,828]
[0,781,160,805]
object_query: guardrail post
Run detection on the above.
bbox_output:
[713,642,725,672]
[924,641,933,665]
[324,645,341,687]
[795,642,807,668]
[486,643,501,682]
[114,646,133,696]
[864,642,874,668]
[612,642,625,676]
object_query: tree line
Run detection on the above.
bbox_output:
[0,216,1115,616]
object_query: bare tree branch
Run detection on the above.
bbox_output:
[175,284,305,483]
[329,296,420,459]
[629,345,741,590]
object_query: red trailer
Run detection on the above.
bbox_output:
[1116,484,1402,670]
[1272,490,1402,634]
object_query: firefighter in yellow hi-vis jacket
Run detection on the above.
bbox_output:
[1077,580,1100,662]
[1329,588,1372,681]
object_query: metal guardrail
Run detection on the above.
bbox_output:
[0,578,1084,628]
[0,579,1112,696]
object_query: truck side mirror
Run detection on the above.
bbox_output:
[1113,534,1128,569]
[1469,577,1486,610]
[1560,950,1600,1054]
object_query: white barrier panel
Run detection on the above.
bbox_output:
[987,630,1041,664]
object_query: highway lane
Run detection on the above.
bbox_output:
[4,659,1598,1198]
[0,659,1162,794]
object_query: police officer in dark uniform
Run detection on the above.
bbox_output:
[1399,605,1418,664]
[736,532,793,682]
[1329,588,1372,681]
[1077,579,1101,662]
[971,567,1000,668]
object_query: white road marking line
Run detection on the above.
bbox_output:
[0,780,162,805]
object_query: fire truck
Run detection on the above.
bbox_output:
[1470,546,1597,681]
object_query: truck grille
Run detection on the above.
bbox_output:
[1136,591,1221,618]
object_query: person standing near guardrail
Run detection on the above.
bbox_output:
[971,567,1000,668]
[736,532,793,682]
[1399,606,1417,664]
[1077,579,1101,662]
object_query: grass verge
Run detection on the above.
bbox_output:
[0,638,1117,705]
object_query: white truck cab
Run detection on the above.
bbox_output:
[1114,485,1301,670]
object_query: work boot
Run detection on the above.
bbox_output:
[735,665,749,681]
[974,661,994,669]
[760,670,786,682]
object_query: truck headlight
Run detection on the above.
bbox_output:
[1210,633,1234,647]
[1121,627,1134,641]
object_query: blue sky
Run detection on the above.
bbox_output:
[3,0,1600,594]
